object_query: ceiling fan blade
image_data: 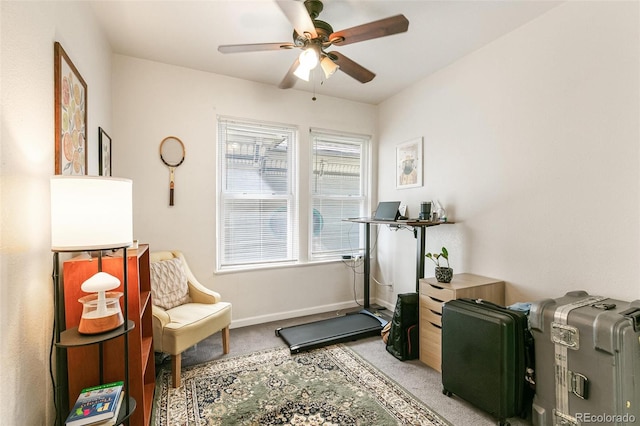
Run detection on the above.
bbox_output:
[279,58,300,89]
[328,51,375,83]
[275,0,318,39]
[218,42,295,54]
[331,14,409,46]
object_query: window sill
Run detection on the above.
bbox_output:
[215,257,354,275]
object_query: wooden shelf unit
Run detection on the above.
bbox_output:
[63,244,155,426]
[419,273,505,372]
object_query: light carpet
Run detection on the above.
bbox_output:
[153,344,451,425]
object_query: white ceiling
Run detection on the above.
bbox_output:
[90,0,561,105]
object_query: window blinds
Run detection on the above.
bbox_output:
[218,118,298,267]
[310,129,368,258]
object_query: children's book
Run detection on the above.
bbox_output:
[88,392,124,426]
[65,381,124,426]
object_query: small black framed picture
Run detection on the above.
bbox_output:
[98,127,112,176]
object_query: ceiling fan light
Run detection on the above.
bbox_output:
[293,64,311,81]
[320,57,339,79]
[298,48,319,69]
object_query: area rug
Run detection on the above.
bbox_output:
[153,344,451,425]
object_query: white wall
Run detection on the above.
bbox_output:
[111,56,378,326]
[376,1,640,305]
[0,1,112,423]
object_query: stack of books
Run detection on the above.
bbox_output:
[65,381,124,426]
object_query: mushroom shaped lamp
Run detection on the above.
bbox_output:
[77,271,124,334]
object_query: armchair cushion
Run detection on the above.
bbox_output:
[158,302,232,354]
[150,257,191,310]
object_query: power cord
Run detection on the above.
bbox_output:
[352,266,363,307]
[371,274,393,288]
[50,316,58,426]
[342,222,393,303]
[49,255,60,426]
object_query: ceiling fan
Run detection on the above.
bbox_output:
[218,0,409,89]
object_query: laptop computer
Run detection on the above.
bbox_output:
[373,201,401,221]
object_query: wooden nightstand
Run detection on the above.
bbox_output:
[419,273,505,371]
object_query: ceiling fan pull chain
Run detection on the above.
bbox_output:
[312,69,317,101]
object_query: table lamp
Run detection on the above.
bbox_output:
[51,176,133,334]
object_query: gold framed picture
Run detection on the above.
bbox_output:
[54,42,87,175]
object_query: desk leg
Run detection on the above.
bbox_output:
[363,222,371,309]
[415,226,426,292]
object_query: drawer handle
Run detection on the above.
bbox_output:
[430,297,444,303]
[431,323,442,330]
[430,284,444,290]
[429,309,442,317]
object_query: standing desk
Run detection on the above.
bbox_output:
[346,218,448,312]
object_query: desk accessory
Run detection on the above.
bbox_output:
[419,201,431,220]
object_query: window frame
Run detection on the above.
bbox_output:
[216,116,298,271]
[308,128,370,261]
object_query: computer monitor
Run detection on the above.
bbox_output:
[373,201,401,221]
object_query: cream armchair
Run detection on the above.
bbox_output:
[149,250,231,387]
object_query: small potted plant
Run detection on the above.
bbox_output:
[426,246,453,283]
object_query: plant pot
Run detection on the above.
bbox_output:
[435,267,453,283]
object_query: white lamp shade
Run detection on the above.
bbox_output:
[294,48,320,82]
[320,57,339,78]
[293,64,312,81]
[299,48,319,68]
[50,176,133,251]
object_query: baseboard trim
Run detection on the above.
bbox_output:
[230,298,393,329]
[374,298,395,311]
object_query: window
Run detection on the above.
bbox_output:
[217,117,297,269]
[310,129,369,259]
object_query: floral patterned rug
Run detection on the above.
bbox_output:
[153,344,450,425]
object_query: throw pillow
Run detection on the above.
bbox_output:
[150,257,190,310]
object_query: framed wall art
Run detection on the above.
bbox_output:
[54,42,87,175]
[98,127,112,176]
[396,137,423,189]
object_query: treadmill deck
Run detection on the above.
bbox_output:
[276,310,387,353]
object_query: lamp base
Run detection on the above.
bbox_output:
[78,291,124,334]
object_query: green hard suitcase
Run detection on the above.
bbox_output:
[442,298,535,426]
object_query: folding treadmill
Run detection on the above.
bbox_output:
[276,310,387,353]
